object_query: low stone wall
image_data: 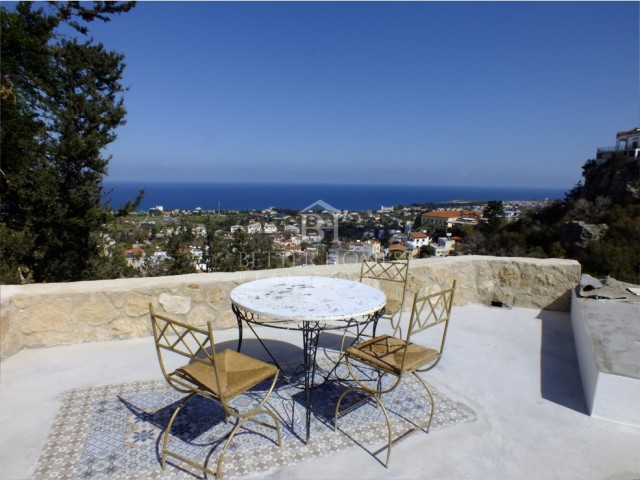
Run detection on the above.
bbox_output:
[0,256,580,360]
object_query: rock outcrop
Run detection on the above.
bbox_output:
[582,157,640,205]
[558,221,608,251]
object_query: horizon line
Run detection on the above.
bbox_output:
[104,179,571,190]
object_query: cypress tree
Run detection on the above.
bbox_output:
[1,1,138,283]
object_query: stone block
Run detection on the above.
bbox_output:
[499,266,519,286]
[216,310,238,329]
[159,293,191,315]
[205,286,228,311]
[20,298,74,334]
[0,302,22,359]
[72,296,119,326]
[185,283,206,302]
[187,304,215,327]
[111,316,151,337]
[123,293,153,318]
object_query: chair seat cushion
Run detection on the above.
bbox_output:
[347,334,439,374]
[383,299,401,317]
[175,349,278,399]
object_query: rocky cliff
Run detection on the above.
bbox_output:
[582,156,640,205]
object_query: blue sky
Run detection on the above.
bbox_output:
[75,2,639,187]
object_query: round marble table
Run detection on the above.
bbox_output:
[230,276,386,442]
[230,275,386,326]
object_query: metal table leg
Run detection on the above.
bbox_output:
[232,303,244,352]
[232,303,285,370]
[302,322,321,443]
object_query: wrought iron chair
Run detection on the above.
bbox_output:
[359,256,410,337]
[149,304,281,478]
[334,281,456,466]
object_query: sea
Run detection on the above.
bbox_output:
[102,181,567,212]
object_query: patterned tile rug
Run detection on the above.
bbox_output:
[34,358,475,479]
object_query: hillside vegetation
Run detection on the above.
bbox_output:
[460,154,639,283]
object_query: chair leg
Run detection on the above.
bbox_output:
[243,407,282,446]
[334,386,393,467]
[216,408,282,478]
[335,372,435,468]
[215,417,246,478]
[162,392,196,469]
[412,372,435,433]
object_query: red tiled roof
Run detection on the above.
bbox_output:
[409,231,428,238]
[422,210,463,218]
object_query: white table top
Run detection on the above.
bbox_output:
[230,276,386,326]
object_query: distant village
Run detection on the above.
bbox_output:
[114,198,553,273]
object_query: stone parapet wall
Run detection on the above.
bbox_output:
[0,256,580,360]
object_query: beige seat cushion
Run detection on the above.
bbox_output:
[383,299,401,317]
[175,349,278,399]
[347,335,439,374]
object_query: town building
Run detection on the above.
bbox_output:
[124,247,146,269]
[596,126,640,161]
[421,210,480,230]
[284,225,300,235]
[247,222,262,234]
[263,223,278,234]
[386,243,408,259]
[431,234,456,257]
[326,240,382,265]
[407,231,431,254]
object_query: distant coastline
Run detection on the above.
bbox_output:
[103,181,567,212]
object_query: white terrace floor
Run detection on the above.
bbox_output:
[1,304,639,480]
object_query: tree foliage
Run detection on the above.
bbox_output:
[204,225,278,272]
[456,168,639,283]
[0,1,138,284]
[482,200,505,233]
[578,204,640,282]
[417,244,435,258]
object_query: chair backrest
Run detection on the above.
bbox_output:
[404,281,456,367]
[360,257,409,300]
[149,304,221,394]
[359,257,409,284]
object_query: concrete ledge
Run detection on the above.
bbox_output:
[1,256,580,360]
[571,287,640,426]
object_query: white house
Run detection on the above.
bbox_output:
[431,234,455,257]
[152,249,169,261]
[615,127,640,157]
[597,126,640,161]
[263,223,278,234]
[284,225,300,235]
[407,231,430,253]
[247,222,262,234]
